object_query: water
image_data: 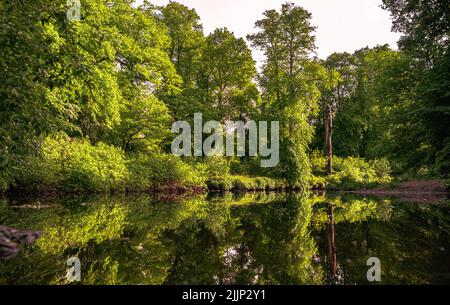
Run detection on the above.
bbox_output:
[1,192,449,284]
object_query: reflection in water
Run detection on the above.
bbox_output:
[0,192,449,284]
[325,204,345,285]
[327,204,337,283]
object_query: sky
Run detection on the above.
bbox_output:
[140,0,401,61]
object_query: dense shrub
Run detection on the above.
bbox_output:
[15,133,128,192]
[232,175,258,190]
[310,150,327,176]
[205,174,285,191]
[204,156,233,190]
[206,177,233,190]
[310,151,392,190]
[127,153,207,190]
[9,132,306,193]
[62,142,128,192]
[310,175,326,190]
[0,170,12,192]
[435,139,450,177]
[371,159,392,180]
[12,133,212,193]
[231,175,285,191]
[204,156,230,178]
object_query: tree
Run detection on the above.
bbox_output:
[382,0,449,67]
[312,46,401,160]
[248,2,328,186]
[382,0,450,175]
[202,28,259,121]
[0,0,181,188]
[156,1,205,121]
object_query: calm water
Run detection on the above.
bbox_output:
[1,192,449,284]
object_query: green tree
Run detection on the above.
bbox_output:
[156,1,206,120]
[318,46,399,158]
[381,0,450,175]
[0,1,180,189]
[248,2,327,186]
[201,28,259,121]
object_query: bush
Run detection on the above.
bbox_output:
[310,150,327,176]
[14,133,128,192]
[205,175,285,191]
[202,156,234,190]
[232,176,257,190]
[435,139,450,177]
[254,177,268,189]
[206,177,233,190]
[0,171,11,192]
[127,153,207,190]
[229,175,285,191]
[371,159,392,181]
[310,175,326,190]
[204,156,230,178]
[328,156,392,190]
[62,141,128,192]
[15,135,65,189]
[310,151,392,190]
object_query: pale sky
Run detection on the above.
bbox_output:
[140,0,400,61]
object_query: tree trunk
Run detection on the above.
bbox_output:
[325,105,333,175]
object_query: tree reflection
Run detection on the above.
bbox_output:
[0,193,449,284]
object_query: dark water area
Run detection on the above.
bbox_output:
[1,192,449,284]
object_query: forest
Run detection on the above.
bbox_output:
[0,0,449,194]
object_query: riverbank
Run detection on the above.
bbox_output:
[346,179,449,203]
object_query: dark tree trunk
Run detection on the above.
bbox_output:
[325,105,333,175]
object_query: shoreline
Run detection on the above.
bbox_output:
[1,179,448,202]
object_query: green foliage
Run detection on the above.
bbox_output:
[231,176,258,190]
[111,94,172,153]
[15,133,128,192]
[309,175,326,190]
[156,1,205,120]
[1,0,448,193]
[381,0,448,62]
[310,150,327,176]
[206,177,233,191]
[313,46,400,158]
[201,28,259,121]
[329,156,392,190]
[435,139,450,176]
[313,23,449,178]
[310,151,392,190]
[61,141,128,192]
[376,0,450,176]
[231,175,285,191]
[158,3,259,123]
[127,153,207,190]
[204,156,232,190]
[247,3,326,187]
[204,156,230,178]
[0,0,180,187]
[205,174,285,191]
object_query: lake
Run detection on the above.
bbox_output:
[1,192,449,284]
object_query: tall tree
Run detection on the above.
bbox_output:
[202,28,259,121]
[156,1,205,120]
[248,2,328,186]
[0,0,180,176]
[313,46,401,160]
[382,0,450,175]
